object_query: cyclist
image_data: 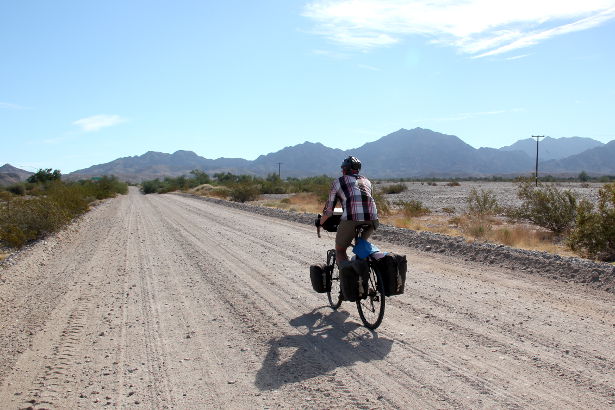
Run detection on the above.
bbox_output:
[318,156,379,266]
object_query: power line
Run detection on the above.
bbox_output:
[276,162,283,178]
[531,135,544,187]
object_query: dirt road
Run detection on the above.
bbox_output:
[1,187,614,409]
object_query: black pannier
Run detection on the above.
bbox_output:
[374,253,407,296]
[339,260,370,302]
[310,264,330,293]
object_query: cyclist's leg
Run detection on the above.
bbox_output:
[335,220,355,265]
[359,220,379,241]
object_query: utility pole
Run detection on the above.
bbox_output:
[532,135,544,186]
[276,162,283,178]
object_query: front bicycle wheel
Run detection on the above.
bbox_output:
[357,265,385,329]
[327,263,342,309]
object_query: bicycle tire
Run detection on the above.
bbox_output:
[327,262,342,310]
[356,264,385,329]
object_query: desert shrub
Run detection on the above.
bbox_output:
[27,168,62,184]
[568,183,615,261]
[446,181,461,187]
[382,183,407,194]
[45,182,90,216]
[141,179,163,194]
[0,195,73,248]
[209,186,231,198]
[81,176,128,199]
[467,188,500,216]
[397,200,430,217]
[510,181,578,235]
[261,173,287,194]
[373,191,391,216]
[463,219,492,239]
[190,170,211,185]
[229,183,260,202]
[427,181,437,186]
[141,170,213,194]
[0,178,128,248]
[6,183,26,195]
[287,175,331,201]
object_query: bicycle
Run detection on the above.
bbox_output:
[317,219,386,329]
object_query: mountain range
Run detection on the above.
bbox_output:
[2,128,613,183]
[499,136,604,160]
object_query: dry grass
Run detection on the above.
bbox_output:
[205,186,232,199]
[262,193,323,214]
[0,252,8,261]
[189,184,214,195]
[252,192,578,257]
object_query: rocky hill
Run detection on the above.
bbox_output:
[499,136,604,160]
[542,140,615,175]
[70,151,251,182]
[0,164,33,186]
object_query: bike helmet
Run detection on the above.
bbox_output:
[341,156,361,174]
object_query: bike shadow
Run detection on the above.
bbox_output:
[254,307,393,391]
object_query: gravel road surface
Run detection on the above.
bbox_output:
[1,187,614,408]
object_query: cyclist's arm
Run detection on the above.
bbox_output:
[319,179,340,225]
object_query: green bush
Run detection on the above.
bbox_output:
[382,183,407,194]
[568,183,615,261]
[141,179,163,194]
[229,183,261,202]
[6,183,26,195]
[80,176,128,199]
[262,174,287,194]
[467,188,500,216]
[27,168,62,184]
[397,200,430,217]
[288,175,331,201]
[510,181,578,235]
[0,177,128,248]
[190,170,211,185]
[0,196,71,247]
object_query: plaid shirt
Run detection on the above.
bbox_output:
[323,174,378,221]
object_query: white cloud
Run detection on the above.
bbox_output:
[73,114,126,132]
[505,54,532,61]
[303,0,615,57]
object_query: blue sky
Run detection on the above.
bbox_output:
[1,0,614,173]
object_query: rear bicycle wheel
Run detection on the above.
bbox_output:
[326,250,342,309]
[327,263,342,309]
[357,265,385,329]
